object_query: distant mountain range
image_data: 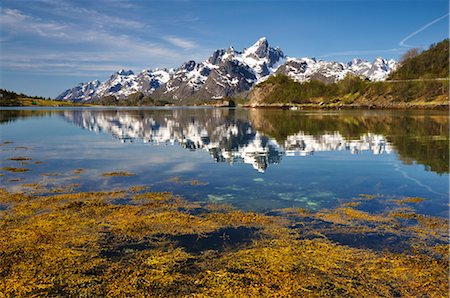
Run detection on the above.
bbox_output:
[57,37,398,102]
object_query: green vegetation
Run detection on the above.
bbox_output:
[250,74,364,104]
[95,92,170,106]
[389,39,449,80]
[250,74,448,107]
[0,89,88,107]
[123,94,234,107]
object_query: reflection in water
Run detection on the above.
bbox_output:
[62,109,392,172]
[1,107,448,214]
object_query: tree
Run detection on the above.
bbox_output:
[400,48,421,63]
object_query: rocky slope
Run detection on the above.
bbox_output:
[56,37,398,102]
[57,69,172,101]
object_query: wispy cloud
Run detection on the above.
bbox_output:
[0,8,68,38]
[0,0,214,81]
[399,12,449,47]
[164,35,198,49]
[31,0,146,30]
[319,12,449,60]
[0,5,201,76]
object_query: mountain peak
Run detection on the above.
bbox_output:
[373,57,386,63]
[255,36,268,44]
[117,69,134,76]
[245,37,269,58]
[208,49,226,65]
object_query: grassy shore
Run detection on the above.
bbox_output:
[0,97,91,107]
[242,101,449,110]
[1,94,448,109]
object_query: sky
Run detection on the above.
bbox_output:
[0,0,448,98]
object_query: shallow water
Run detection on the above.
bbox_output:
[1,107,448,216]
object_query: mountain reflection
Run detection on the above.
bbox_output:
[62,109,393,172]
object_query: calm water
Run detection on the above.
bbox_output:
[1,107,448,216]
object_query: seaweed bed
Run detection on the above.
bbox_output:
[0,182,448,297]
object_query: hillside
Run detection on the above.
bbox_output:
[0,89,87,107]
[389,39,449,80]
[248,39,449,108]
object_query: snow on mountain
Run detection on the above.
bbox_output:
[275,58,349,83]
[276,56,399,83]
[365,57,399,81]
[136,68,172,93]
[226,37,286,79]
[56,80,101,101]
[153,37,286,100]
[162,60,212,96]
[57,68,172,102]
[56,38,398,102]
[94,69,139,99]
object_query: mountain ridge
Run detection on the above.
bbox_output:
[56,37,398,102]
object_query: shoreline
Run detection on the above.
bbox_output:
[2,101,449,110]
[241,102,450,110]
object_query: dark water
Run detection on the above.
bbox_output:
[1,107,448,216]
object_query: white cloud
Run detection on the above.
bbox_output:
[0,1,212,83]
[0,8,26,22]
[0,8,68,38]
[32,0,146,30]
[0,7,188,76]
[164,35,198,49]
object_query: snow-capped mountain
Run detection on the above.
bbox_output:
[153,37,286,100]
[57,68,172,101]
[56,80,101,102]
[56,37,398,102]
[275,56,398,83]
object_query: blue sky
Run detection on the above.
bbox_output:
[0,0,448,98]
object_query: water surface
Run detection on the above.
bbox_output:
[1,107,448,216]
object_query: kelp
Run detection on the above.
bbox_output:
[1,167,30,172]
[8,156,32,161]
[102,171,135,177]
[0,186,447,297]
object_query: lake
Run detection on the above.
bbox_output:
[1,107,448,216]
